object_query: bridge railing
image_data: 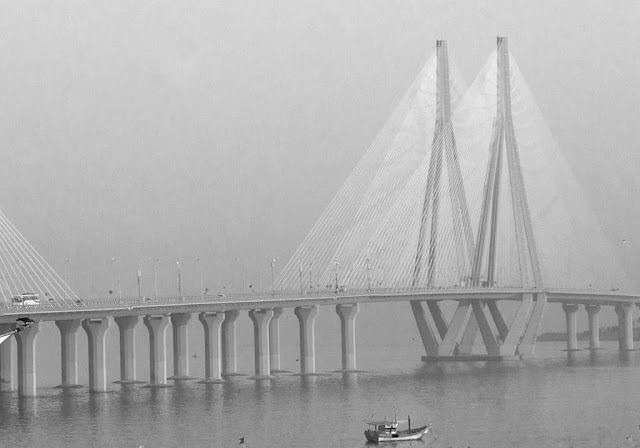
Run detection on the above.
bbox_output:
[0,286,505,311]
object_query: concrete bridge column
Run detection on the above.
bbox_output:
[198,312,225,382]
[249,309,274,378]
[16,321,40,397]
[55,319,82,388]
[336,304,359,371]
[295,306,318,374]
[584,305,601,350]
[0,323,15,392]
[221,310,240,376]
[82,318,111,392]
[114,316,141,383]
[438,300,473,356]
[170,313,192,380]
[562,304,579,352]
[616,304,634,351]
[144,315,170,386]
[269,307,284,372]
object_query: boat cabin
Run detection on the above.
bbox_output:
[367,420,401,437]
[364,416,428,443]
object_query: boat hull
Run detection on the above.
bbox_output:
[365,426,429,443]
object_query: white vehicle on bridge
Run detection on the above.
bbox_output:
[11,293,40,306]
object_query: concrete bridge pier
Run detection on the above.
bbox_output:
[294,306,318,375]
[16,321,40,397]
[562,304,580,352]
[82,318,111,392]
[221,310,241,376]
[114,316,142,384]
[0,323,15,392]
[269,307,285,373]
[249,309,274,378]
[615,304,634,351]
[584,305,601,350]
[336,304,359,371]
[55,320,82,388]
[144,315,171,387]
[198,312,225,383]
[438,301,472,356]
[170,313,192,380]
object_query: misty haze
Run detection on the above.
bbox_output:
[1,1,640,447]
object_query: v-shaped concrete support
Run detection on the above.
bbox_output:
[411,40,476,358]
[452,37,546,359]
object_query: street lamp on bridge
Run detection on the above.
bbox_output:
[110,257,122,300]
[299,266,304,295]
[234,257,245,295]
[148,257,159,300]
[365,257,372,291]
[270,257,278,293]
[137,264,142,300]
[177,259,183,299]
[334,260,340,293]
[195,257,203,299]
[64,258,70,302]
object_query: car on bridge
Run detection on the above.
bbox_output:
[11,293,40,306]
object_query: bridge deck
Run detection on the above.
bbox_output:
[1,288,637,323]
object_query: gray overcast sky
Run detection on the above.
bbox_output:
[0,0,638,300]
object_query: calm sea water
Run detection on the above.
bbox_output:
[2,339,640,448]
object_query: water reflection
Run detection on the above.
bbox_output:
[4,343,640,447]
[588,348,601,365]
[618,349,632,364]
[341,371,359,388]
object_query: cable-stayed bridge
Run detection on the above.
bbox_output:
[0,37,637,396]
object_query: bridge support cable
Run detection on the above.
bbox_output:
[273,33,635,362]
[0,209,80,307]
[274,38,469,293]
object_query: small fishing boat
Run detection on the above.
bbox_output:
[364,416,429,443]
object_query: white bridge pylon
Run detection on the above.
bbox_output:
[277,37,632,358]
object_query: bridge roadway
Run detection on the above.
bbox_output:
[1,287,638,322]
[0,287,638,398]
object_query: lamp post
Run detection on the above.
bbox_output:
[137,264,142,299]
[299,266,304,295]
[622,239,629,278]
[149,257,159,300]
[177,259,182,299]
[195,257,203,299]
[334,260,340,293]
[270,258,277,293]
[64,258,70,302]
[308,262,313,293]
[111,257,122,300]
[231,261,235,295]
[234,257,245,296]
[365,257,372,291]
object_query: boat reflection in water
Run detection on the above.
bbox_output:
[364,416,430,443]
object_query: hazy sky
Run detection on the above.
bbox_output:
[0,0,639,301]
